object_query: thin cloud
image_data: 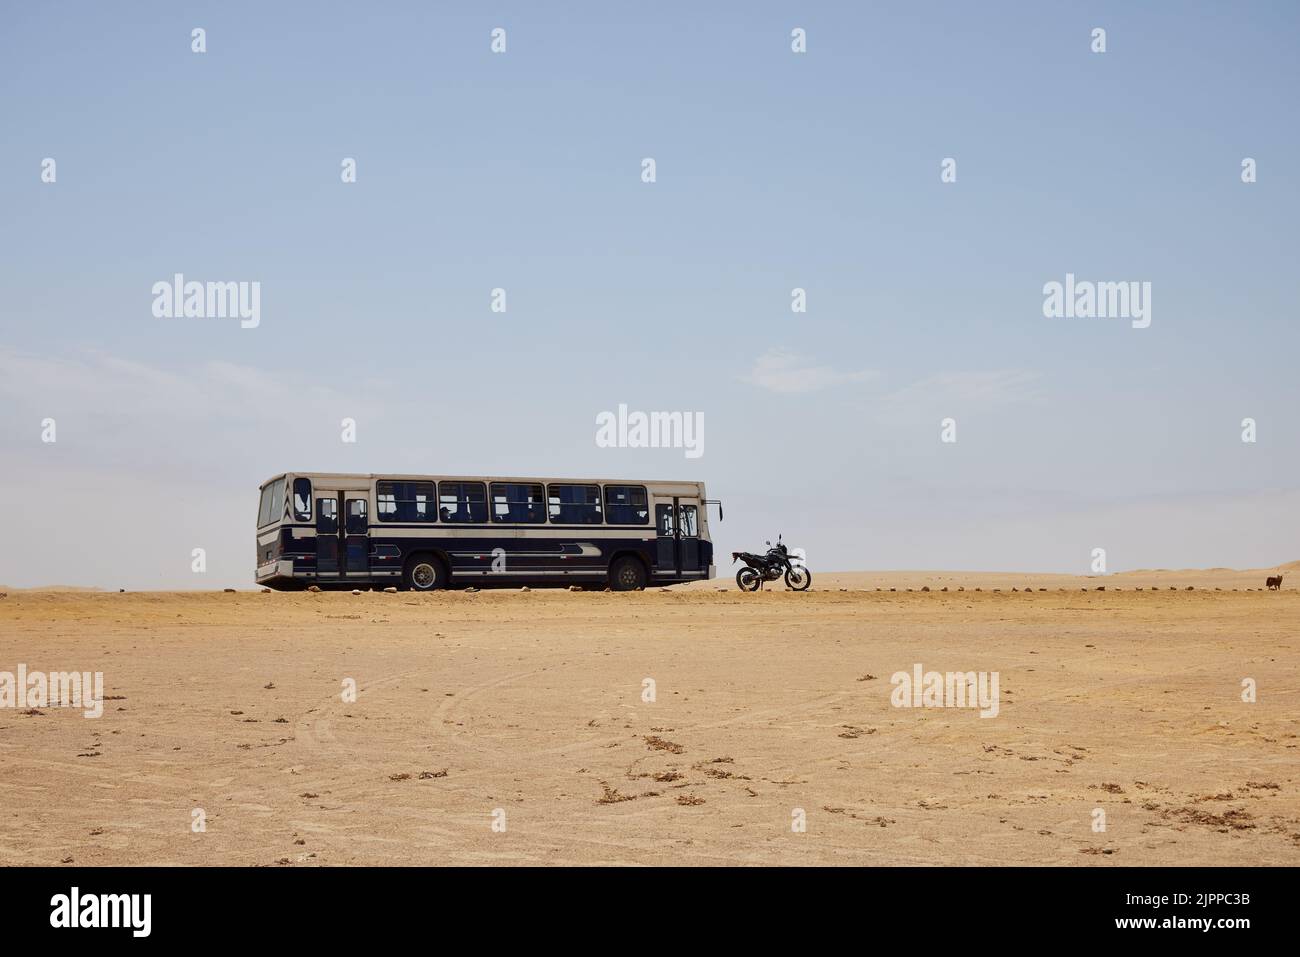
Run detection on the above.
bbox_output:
[882,371,1042,409]
[742,349,876,394]
[0,347,362,422]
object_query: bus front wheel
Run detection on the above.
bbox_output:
[609,556,647,592]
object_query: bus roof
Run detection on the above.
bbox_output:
[260,472,707,490]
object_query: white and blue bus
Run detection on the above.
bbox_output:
[255,472,718,591]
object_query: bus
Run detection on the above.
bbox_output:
[255,472,719,591]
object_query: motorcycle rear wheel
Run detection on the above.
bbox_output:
[736,567,762,592]
[785,566,812,591]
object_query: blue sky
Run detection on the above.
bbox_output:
[2,1,1297,587]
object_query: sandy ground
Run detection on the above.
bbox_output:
[1,568,1296,866]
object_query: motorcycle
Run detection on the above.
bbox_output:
[732,535,811,592]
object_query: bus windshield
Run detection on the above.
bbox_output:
[258,477,285,527]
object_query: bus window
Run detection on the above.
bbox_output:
[346,498,368,534]
[548,484,603,525]
[377,480,437,522]
[316,497,338,533]
[491,483,546,524]
[604,485,649,525]
[292,478,312,522]
[678,505,698,537]
[438,482,487,523]
[656,503,675,536]
[258,478,285,527]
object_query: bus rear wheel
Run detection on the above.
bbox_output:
[609,556,647,592]
[404,555,445,592]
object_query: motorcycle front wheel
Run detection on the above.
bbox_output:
[785,566,812,591]
[736,567,762,592]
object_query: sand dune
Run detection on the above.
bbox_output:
[0,584,104,593]
[1,579,1296,866]
[689,562,1294,592]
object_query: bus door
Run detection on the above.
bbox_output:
[344,493,370,576]
[315,491,342,578]
[676,499,700,571]
[655,497,702,575]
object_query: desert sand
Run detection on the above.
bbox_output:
[1,567,1296,866]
